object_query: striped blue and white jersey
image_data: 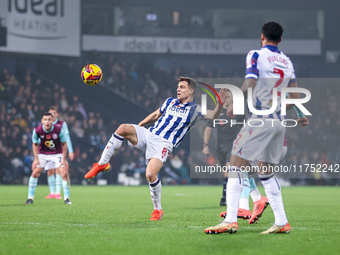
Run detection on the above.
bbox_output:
[149,97,204,148]
[245,45,296,120]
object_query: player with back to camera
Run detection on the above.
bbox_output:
[25,113,72,205]
[219,117,308,224]
[216,95,309,224]
[45,106,74,200]
[205,21,308,234]
[203,89,269,221]
[84,76,228,221]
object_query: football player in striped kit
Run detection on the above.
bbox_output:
[85,76,228,221]
[205,21,308,235]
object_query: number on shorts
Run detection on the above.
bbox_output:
[161,148,167,156]
[235,134,242,145]
[58,157,61,163]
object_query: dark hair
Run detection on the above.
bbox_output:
[262,22,283,43]
[178,76,197,94]
[49,106,58,112]
[42,113,53,118]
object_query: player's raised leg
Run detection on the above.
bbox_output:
[85,124,138,179]
[248,174,269,224]
[146,158,164,221]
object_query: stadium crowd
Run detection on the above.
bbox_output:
[0,66,192,185]
[0,54,339,185]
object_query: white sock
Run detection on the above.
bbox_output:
[250,189,262,203]
[224,170,243,223]
[259,173,288,226]
[249,176,262,202]
[149,178,162,210]
[98,133,124,165]
[239,197,249,210]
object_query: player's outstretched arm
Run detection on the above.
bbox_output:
[202,126,212,155]
[138,109,163,127]
[205,88,228,120]
[297,116,309,127]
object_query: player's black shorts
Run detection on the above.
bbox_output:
[216,143,233,166]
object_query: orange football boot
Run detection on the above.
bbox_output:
[261,222,291,234]
[85,162,110,179]
[220,208,252,220]
[150,209,163,221]
[249,196,269,224]
[205,222,238,234]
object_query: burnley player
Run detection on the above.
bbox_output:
[25,113,71,205]
[44,107,74,200]
[85,77,228,221]
[205,22,305,234]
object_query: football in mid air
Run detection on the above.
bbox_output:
[81,64,103,85]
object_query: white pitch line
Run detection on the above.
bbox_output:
[0,222,327,231]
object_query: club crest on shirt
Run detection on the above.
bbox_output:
[52,133,58,139]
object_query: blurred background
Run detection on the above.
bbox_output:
[0,0,339,186]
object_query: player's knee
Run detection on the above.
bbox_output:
[31,170,41,178]
[146,172,157,183]
[47,169,54,176]
[116,124,130,137]
[60,171,68,179]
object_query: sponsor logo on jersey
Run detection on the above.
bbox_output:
[168,105,189,118]
[40,135,44,138]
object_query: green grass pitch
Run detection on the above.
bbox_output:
[0,185,339,255]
